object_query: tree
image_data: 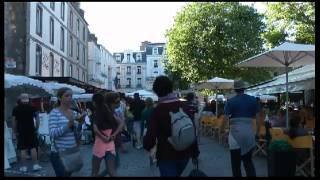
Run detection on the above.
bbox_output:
[165,2,271,85]
[262,2,315,48]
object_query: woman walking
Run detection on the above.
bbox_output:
[48,88,86,177]
[91,92,124,177]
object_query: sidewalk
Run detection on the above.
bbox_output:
[5,136,268,177]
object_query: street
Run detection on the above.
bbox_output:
[5,135,268,177]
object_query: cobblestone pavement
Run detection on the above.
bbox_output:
[5,136,268,177]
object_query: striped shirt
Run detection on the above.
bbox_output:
[49,108,79,152]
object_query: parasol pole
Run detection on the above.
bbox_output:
[284,53,289,128]
[216,86,218,117]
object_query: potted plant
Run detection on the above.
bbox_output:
[267,139,296,176]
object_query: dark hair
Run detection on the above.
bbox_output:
[186,92,195,102]
[92,93,117,131]
[288,111,301,139]
[105,92,120,106]
[152,76,173,97]
[235,88,245,93]
[56,87,72,107]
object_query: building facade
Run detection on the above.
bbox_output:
[112,41,167,93]
[5,2,89,83]
[88,33,118,90]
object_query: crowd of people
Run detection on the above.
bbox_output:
[9,75,314,177]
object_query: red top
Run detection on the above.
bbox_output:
[143,100,200,161]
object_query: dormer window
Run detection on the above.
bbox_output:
[136,54,141,61]
[127,54,130,62]
[153,48,158,55]
[116,55,121,61]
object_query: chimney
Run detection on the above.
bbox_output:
[140,41,151,51]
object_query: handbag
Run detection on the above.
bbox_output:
[188,159,207,177]
[53,109,84,173]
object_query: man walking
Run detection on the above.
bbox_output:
[12,93,42,172]
[224,80,261,177]
[130,93,145,149]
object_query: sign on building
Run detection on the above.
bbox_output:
[5,57,16,69]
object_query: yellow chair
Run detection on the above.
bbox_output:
[288,135,314,177]
[305,119,315,129]
[270,128,289,141]
[212,117,224,140]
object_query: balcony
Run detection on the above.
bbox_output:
[136,84,142,88]
[126,85,131,88]
[126,72,131,75]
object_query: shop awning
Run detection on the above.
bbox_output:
[246,64,315,96]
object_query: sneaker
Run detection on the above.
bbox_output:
[136,144,143,149]
[32,164,43,171]
[19,166,28,173]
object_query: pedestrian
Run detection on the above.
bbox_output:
[143,76,200,177]
[48,87,86,177]
[130,93,145,149]
[91,92,124,177]
[184,92,200,138]
[12,93,42,172]
[141,97,155,165]
[224,79,261,177]
[114,93,129,153]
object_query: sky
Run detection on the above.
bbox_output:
[81,2,266,54]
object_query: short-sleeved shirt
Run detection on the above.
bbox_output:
[224,94,260,119]
[12,105,37,134]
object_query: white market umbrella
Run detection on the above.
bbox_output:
[236,42,315,127]
[126,89,158,101]
[44,81,85,95]
[196,77,234,116]
[5,73,52,96]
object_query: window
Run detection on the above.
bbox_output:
[116,55,121,61]
[127,54,130,61]
[69,64,73,77]
[77,68,80,79]
[60,58,64,76]
[70,11,73,29]
[60,27,64,51]
[49,17,54,45]
[50,2,55,11]
[60,2,65,20]
[35,44,42,75]
[69,36,73,57]
[36,5,42,36]
[153,47,158,55]
[77,19,80,36]
[126,66,131,74]
[77,42,79,60]
[82,46,86,65]
[154,60,158,68]
[127,78,131,87]
[82,72,85,82]
[137,66,141,74]
[82,26,85,41]
[154,71,158,74]
[137,78,141,85]
[136,54,141,61]
[50,53,54,76]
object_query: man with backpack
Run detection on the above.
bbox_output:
[143,76,200,177]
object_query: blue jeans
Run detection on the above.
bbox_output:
[158,157,190,177]
[50,152,72,177]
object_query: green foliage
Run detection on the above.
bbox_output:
[165,2,271,85]
[262,2,315,48]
